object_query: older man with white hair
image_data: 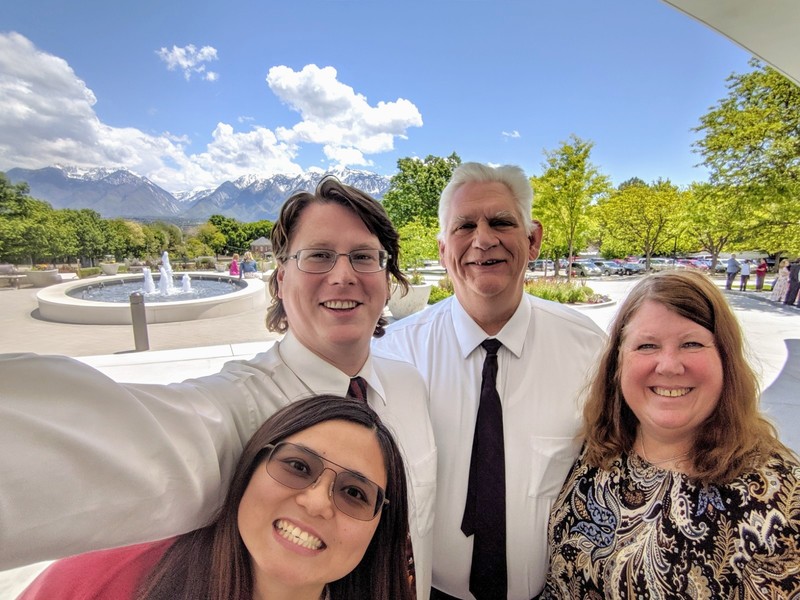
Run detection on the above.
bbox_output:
[375,162,606,600]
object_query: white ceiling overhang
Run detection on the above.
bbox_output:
[662,0,800,87]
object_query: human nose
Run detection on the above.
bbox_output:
[472,221,499,250]
[295,469,337,519]
[326,253,358,283]
[654,347,685,376]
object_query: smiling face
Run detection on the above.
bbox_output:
[620,300,724,448]
[276,202,390,374]
[438,181,541,332]
[238,419,386,599]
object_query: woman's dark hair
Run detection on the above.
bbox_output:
[136,395,413,600]
[265,176,408,338]
[582,270,793,483]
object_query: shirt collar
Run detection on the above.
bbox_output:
[279,331,387,405]
[450,295,529,359]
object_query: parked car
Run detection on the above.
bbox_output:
[637,257,674,271]
[592,260,624,276]
[570,261,602,277]
[620,261,645,275]
[528,259,555,271]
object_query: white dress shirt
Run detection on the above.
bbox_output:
[374,294,606,599]
[0,331,436,600]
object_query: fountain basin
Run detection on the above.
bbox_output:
[37,273,267,325]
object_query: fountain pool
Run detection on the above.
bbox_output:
[37,272,267,325]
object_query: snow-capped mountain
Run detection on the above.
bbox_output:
[5,166,392,221]
[6,166,182,218]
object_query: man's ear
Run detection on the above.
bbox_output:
[276,265,285,299]
[528,220,543,260]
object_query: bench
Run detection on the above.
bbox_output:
[0,265,25,289]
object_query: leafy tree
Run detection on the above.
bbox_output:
[595,179,686,266]
[680,183,750,269]
[194,222,228,256]
[693,60,800,254]
[383,153,461,229]
[694,60,800,189]
[532,135,610,278]
[396,218,439,270]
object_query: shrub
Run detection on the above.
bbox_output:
[78,267,102,279]
[524,278,593,304]
[428,285,453,304]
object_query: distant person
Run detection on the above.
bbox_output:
[783,258,800,306]
[725,253,740,290]
[241,251,259,278]
[770,259,790,302]
[229,253,240,277]
[375,162,606,599]
[739,258,751,291]
[18,396,415,600]
[754,257,768,292]
[541,271,800,598]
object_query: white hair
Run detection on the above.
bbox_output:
[437,162,535,239]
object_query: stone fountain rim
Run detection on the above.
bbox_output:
[36,271,267,325]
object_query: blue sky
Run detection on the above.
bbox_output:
[1,0,752,194]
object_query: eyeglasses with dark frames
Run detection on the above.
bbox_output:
[262,441,389,520]
[285,248,389,274]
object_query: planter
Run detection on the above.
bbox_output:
[388,283,432,320]
[100,263,120,275]
[26,269,62,288]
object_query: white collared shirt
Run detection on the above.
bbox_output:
[374,295,606,599]
[0,331,436,599]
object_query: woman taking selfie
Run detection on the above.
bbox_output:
[19,395,414,600]
[542,271,800,598]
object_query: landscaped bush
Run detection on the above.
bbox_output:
[524,278,594,304]
[78,267,102,278]
[428,285,452,304]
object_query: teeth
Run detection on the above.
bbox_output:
[652,387,691,397]
[275,519,323,550]
[323,300,357,309]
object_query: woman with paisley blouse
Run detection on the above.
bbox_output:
[542,270,800,599]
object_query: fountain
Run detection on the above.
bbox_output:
[36,251,267,325]
[142,268,156,294]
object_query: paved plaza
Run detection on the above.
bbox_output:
[1,274,798,595]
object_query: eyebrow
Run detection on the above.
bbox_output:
[452,210,518,223]
[293,443,373,482]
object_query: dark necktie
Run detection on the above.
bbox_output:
[461,338,507,599]
[347,376,368,403]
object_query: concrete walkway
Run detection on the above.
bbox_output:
[1,274,798,596]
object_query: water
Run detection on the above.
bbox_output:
[67,276,244,303]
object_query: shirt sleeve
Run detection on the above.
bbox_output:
[16,539,173,600]
[0,353,265,570]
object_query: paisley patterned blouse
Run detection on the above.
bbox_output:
[541,448,800,599]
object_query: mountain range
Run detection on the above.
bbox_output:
[4,165,392,222]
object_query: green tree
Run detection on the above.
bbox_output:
[194,222,228,256]
[596,179,686,266]
[396,218,439,270]
[693,60,800,254]
[532,135,610,278]
[383,153,461,229]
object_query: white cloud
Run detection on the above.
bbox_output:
[156,44,219,82]
[502,130,521,139]
[267,64,422,162]
[0,35,421,192]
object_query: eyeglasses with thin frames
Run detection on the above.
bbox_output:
[285,248,389,274]
[262,441,389,520]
